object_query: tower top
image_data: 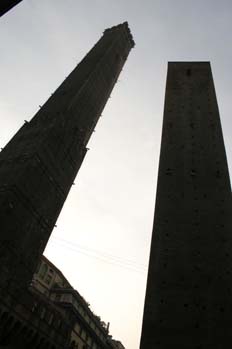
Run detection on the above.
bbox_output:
[168,61,210,64]
[103,22,135,48]
[167,61,211,72]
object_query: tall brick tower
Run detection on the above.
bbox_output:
[140,62,232,348]
[0,22,134,296]
[0,0,23,17]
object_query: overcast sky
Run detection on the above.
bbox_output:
[1,1,232,348]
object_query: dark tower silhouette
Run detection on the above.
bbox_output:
[0,23,134,297]
[140,62,232,348]
[0,0,23,17]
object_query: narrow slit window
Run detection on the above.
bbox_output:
[165,168,173,176]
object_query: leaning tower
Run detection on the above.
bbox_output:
[0,22,134,296]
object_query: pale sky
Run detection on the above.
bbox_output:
[1,1,232,348]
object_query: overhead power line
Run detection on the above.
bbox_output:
[49,236,148,275]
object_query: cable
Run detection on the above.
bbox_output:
[51,236,147,269]
[48,238,147,275]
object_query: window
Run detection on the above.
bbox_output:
[48,313,54,325]
[31,302,38,313]
[39,263,48,279]
[190,169,196,177]
[45,274,52,285]
[55,294,61,302]
[40,307,46,319]
[165,168,173,176]
[56,318,61,328]
[81,330,86,340]
[70,340,76,348]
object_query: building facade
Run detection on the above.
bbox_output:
[107,339,125,349]
[0,255,125,349]
[140,62,232,348]
[0,23,134,348]
[32,256,124,349]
